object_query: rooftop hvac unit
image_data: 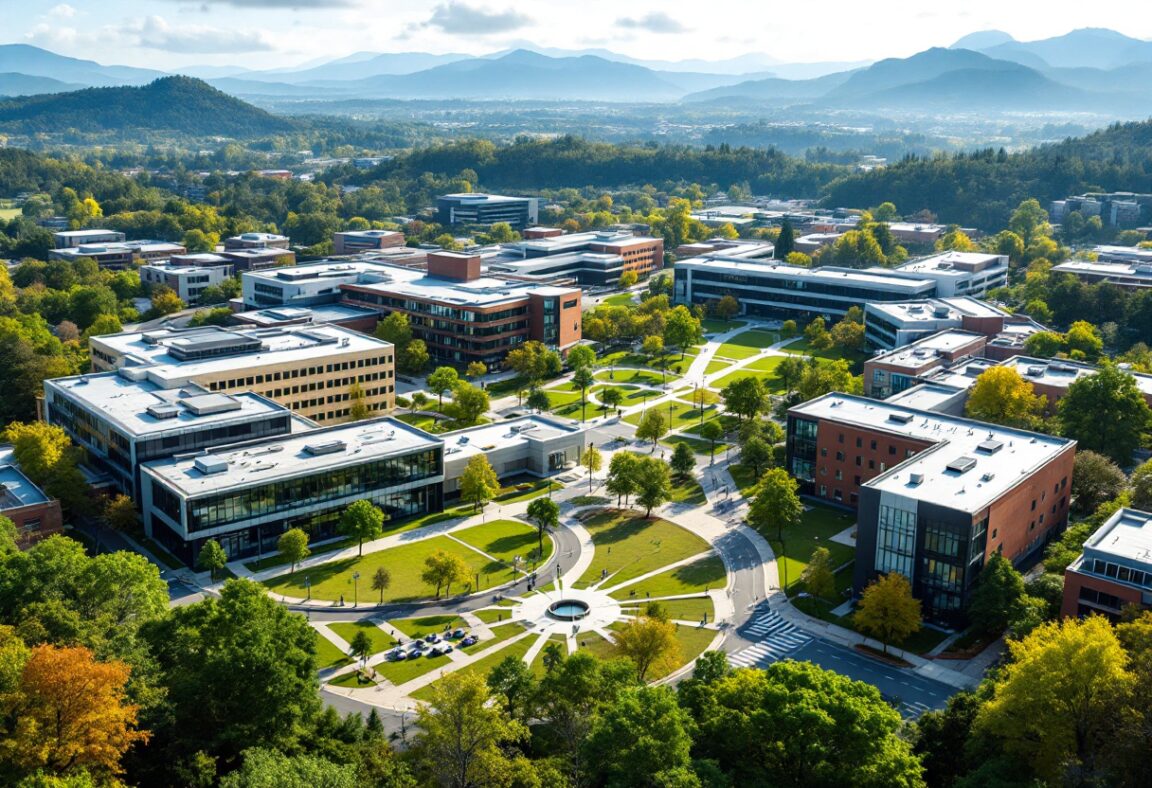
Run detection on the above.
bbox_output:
[887,412,914,425]
[304,440,347,456]
[909,473,924,485]
[946,456,977,474]
[146,403,180,420]
[194,455,229,475]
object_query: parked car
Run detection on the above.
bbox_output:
[461,635,478,647]
[442,643,454,653]
[450,628,467,639]
[425,633,441,644]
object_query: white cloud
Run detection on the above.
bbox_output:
[25,15,274,55]
[48,4,77,18]
[617,11,687,34]
[420,2,532,35]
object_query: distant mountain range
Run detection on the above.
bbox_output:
[0,76,294,136]
[0,28,1151,114]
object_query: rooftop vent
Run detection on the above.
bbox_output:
[946,456,978,474]
[981,472,996,482]
[909,473,924,485]
[1026,365,1047,377]
[180,394,243,417]
[146,403,180,420]
[117,366,149,382]
[194,455,229,475]
[976,439,1004,455]
[304,440,347,456]
[888,412,914,425]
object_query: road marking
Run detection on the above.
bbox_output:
[728,608,812,669]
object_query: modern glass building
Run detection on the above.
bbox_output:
[141,417,444,565]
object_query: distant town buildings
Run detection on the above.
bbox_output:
[1061,508,1152,620]
[437,193,540,229]
[1051,248,1152,290]
[1050,193,1152,228]
[0,445,63,548]
[333,229,406,255]
[223,232,291,251]
[49,240,187,270]
[140,262,232,303]
[52,229,126,248]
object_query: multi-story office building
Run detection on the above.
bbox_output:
[674,257,937,321]
[437,193,539,228]
[0,445,63,548]
[441,416,586,496]
[1051,249,1152,290]
[1050,193,1151,227]
[889,252,1008,297]
[52,229,125,248]
[1061,508,1152,620]
[231,304,381,333]
[341,252,581,365]
[489,230,665,284]
[785,393,1075,624]
[333,230,406,255]
[88,324,396,423]
[218,247,296,271]
[863,330,989,399]
[223,232,291,250]
[141,417,444,564]
[43,372,294,498]
[140,263,232,304]
[49,240,187,270]
[863,297,1043,353]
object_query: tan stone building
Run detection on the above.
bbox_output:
[89,324,395,424]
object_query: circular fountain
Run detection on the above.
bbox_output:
[546,599,591,621]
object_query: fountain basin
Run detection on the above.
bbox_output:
[547,599,591,621]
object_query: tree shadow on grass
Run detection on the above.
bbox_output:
[672,556,726,587]
[589,516,654,546]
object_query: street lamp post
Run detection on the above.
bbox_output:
[352,571,360,607]
[305,576,311,602]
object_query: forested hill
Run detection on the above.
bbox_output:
[823,119,1152,229]
[0,76,295,137]
[361,136,848,197]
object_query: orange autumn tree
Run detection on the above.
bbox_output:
[0,644,149,777]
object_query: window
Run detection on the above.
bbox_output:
[835,451,844,461]
[876,504,917,578]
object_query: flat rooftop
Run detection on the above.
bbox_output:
[234,304,380,326]
[867,297,1008,325]
[45,373,288,438]
[142,416,441,497]
[342,262,575,306]
[883,383,969,413]
[0,445,50,507]
[921,357,997,391]
[791,393,1074,512]
[677,257,936,291]
[442,415,583,464]
[1052,259,1152,279]
[1080,508,1152,568]
[869,330,986,371]
[894,252,1006,277]
[440,193,532,204]
[93,325,391,384]
[1001,356,1152,400]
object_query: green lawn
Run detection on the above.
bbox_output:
[471,607,513,625]
[494,479,563,504]
[0,207,20,221]
[652,625,717,680]
[623,400,712,431]
[390,614,468,640]
[603,292,637,306]
[728,462,762,497]
[373,650,453,686]
[264,530,516,603]
[393,412,491,435]
[663,434,728,457]
[673,388,720,405]
[622,596,714,623]
[329,621,397,656]
[574,512,711,588]
[452,518,553,565]
[329,669,377,688]
[593,368,672,387]
[313,631,353,670]
[713,366,784,390]
[668,476,707,505]
[575,632,618,662]
[701,318,746,333]
[410,632,535,702]
[779,337,868,368]
[608,554,725,598]
[770,505,857,593]
[715,331,779,359]
[529,634,569,677]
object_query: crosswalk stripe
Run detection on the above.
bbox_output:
[729,605,813,669]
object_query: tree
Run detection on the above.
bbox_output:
[1072,451,1127,514]
[964,367,1046,428]
[505,340,561,388]
[855,573,922,654]
[447,382,489,425]
[197,539,227,582]
[670,441,695,480]
[420,550,470,598]
[465,361,487,380]
[774,355,807,396]
[715,294,740,322]
[401,339,430,375]
[600,387,623,412]
[691,660,923,787]
[526,497,560,557]
[1023,330,1064,358]
[746,468,803,542]
[567,344,596,371]
[635,409,667,451]
[1065,320,1103,360]
[967,553,1025,635]
[339,499,386,557]
[663,305,702,358]
[618,270,639,288]
[582,444,602,492]
[364,567,392,607]
[349,630,374,667]
[142,579,321,768]
[426,366,459,411]
[487,654,536,723]
[412,671,526,788]
[612,615,680,682]
[804,316,833,350]
[459,454,498,512]
[1,644,148,780]
[219,748,355,788]
[151,287,184,316]
[583,686,693,787]
[1059,363,1152,464]
[102,494,138,535]
[801,546,837,600]
[830,318,865,352]
[633,456,672,517]
[375,312,412,351]
[606,451,640,507]
[935,227,975,252]
[780,319,798,338]
[347,381,370,421]
[573,366,595,421]
[698,419,724,461]
[1130,457,1152,510]
[741,435,772,477]
[3,421,87,512]
[526,388,550,414]
[975,616,1134,783]
[641,335,665,381]
[775,219,795,258]
[277,528,310,574]
[721,376,766,422]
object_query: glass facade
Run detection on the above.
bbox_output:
[787,417,818,484]
[875,504,917,578]
[183,448,442,532]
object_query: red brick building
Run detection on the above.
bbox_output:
[1062,508,1152,619]
[0,446,64,549]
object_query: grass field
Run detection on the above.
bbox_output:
[393,412,490,434]
[728,462,762,497]
[529,634,569,677]
[373,650,453,686]
[652,625,717,680]
[264,519,542,602]
[715,330,779,360]
[574,632,618,661]
[663,434,728,457]
[779,337,868,369]
[622,596,714,623]
[701,318,746,333]
[622,400,711,431]
[593,367,673,387]
[452,518,553,565]
[494,479,562,504]
[329,621,396,656]
[608,554,724,598]
[769,505,857,592]
[410,632,535,702]
[471,607,511,624]
[668,476,707,505]
[574,512,711,588]
[603,292,637,306]
[313,631,353,670]
[390,614,469,640]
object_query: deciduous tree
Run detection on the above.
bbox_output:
[965,367,1046,428]
[721,376,766,422]
[1071,451,1127,514]
[634,456,672,517]
[459,454,498,512]
[802,546,837,600]
[670,441,696,479]
[606,451,640,507]
[635,409,667,450]
[370,566,391,604]
[583,686,693,787]
[277,528,310,574]
[526,497,559,557]
[967,553,1025,635]
[698,419,724,461]
[426,366,459,410]
[582,444,602,492]
[420,550,470,598]
[197,539,227,582]
[612,615,680,682]
[741,435,772,477]
[1059,363,1152,464]
[855,573,922,654]
[746,468,802,543]
[339,500,386,557]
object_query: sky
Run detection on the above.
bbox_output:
[6,0,1152,71]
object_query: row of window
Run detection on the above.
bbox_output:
[1087,559,1152,590]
